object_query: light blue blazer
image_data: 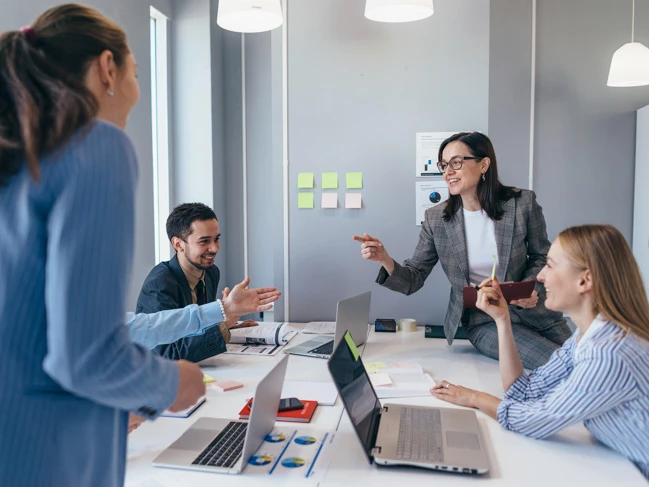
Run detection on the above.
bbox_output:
[0,122,178,487]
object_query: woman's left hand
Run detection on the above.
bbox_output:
[430,380,477,408]
[510,290,538,308]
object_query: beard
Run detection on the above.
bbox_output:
[187,253,216,270]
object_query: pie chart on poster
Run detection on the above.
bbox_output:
[281,457,306,468]
[265,433,287,443]
[249,455,273,466]
[294,436,317,445]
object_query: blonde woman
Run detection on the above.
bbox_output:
[432,224,649,479]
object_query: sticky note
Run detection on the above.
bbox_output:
[213,379,244,392]
[369,373,393,387]
[321,192,337,209]
[346,172,363,189]
[298,192,314,209]
[322,172,338,189]
[345,193,362,209]
[391,361,416,369]
[364,361,388,373]
[344,331,360,360]
[297,172,314,189]
[203,373,216,384]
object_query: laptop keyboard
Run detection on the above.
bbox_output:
[192,421,247,468]
[308,340,334,356]
[396,407,444,462]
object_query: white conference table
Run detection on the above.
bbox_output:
[125,325,646,487]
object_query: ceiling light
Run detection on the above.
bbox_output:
[365,0,434,23]
[217,0,283,34]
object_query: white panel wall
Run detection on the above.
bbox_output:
[634,105,649,293]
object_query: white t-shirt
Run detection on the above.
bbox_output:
[463,208,498,285]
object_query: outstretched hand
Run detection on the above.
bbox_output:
[221,276,281,319]
[352,232,390,265]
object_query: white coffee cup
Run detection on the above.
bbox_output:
[398,318,417,332]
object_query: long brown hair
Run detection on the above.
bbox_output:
[438,132,519,222]
[0,3,129,186]
[557,224,649,342]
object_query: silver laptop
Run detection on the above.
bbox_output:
[327,331,489,474]
[153,355,289,474]
[285,291,371,359]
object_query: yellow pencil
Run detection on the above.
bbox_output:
[491,254,497,281]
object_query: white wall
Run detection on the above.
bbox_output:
[634,105,649,293]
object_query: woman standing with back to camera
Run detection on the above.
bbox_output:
[0,5,205,487]
[354,132,572,369]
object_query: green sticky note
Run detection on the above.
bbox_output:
[346,172,363,189]
[297,172,314,189]
[322,172,338,189]
[344,331,360,360]
[297,192,314,209]
[364,362,388,373]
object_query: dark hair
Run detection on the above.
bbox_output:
[439,132,519,222]
[166,203,218,242]
[0,4,130,186]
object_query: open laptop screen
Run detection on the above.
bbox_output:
[327,331,381,463]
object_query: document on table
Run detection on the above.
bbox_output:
[302,321,336,334]
[230,322,296,345]
[364,361,435,398]
[244,428,336,483]
[281,379,339,406]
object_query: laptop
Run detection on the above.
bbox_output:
[153,355,288,474]
[285,291,371,359]
[327,331,490,474]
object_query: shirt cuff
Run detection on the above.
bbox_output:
[497,397,517,431]
[504,373,531,401]
[218,321,231,343]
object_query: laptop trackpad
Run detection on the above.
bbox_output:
[446,431,480,450]
[172,428,218,450]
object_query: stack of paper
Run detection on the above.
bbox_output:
[364,361,435,399]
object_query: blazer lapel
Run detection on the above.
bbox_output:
[443,209,470,285]
[169,255,194,305]
[494,198,516,280]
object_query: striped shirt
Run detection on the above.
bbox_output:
[498,315,649,478]
[126,301,225,349]
[0,121,179,487]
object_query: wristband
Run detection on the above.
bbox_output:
[217,299,228,321]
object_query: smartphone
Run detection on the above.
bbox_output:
[278,397,304,412]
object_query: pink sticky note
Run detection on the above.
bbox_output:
[213,379,244,392]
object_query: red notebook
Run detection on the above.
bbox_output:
[462,280,537,308]
[238,398,318,423]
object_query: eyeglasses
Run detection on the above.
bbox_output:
[436,156,482,173]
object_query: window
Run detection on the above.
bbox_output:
[150,7,171,263]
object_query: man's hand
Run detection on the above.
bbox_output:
[168,360,205,412]
[221,277,281,319]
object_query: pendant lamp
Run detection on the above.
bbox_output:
[607,0,649,87]
[217,0,283,33]
[364,0,434,23]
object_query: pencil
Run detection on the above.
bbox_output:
[491,254,497,281]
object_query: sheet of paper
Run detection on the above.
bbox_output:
[416,181,448,226]
[245,428,336,483]
[415,131,457,177]
[364,361,388,373]
[345,193,362,209]
[321,192,337,209]
[281,379,338,406]
[230,322,293,345]
[369,372,393,387]
[321,172,338,189]
[345,172,363,189]
[298,192,314,209]
[373,373,436,399]
[297,172,314,188]
[303,321,336,334]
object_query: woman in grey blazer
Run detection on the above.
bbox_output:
[354,132,572,369]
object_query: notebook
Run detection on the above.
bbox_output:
[239,398,318,423]
[462,280,536,308]
[328,331,490,474]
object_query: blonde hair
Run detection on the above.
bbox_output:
[557,224,649,342]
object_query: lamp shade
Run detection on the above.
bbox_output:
[217,0,283,33]
[607,42,649,87]
[365,0,434,23]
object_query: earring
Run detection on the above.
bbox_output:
[481,173,486,182]
[107,88,115,97]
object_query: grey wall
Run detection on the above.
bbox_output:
[286,0,490,323]
[235,0,649,327]
[0,0,171,311]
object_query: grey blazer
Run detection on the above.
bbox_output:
[377,189,563,344]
